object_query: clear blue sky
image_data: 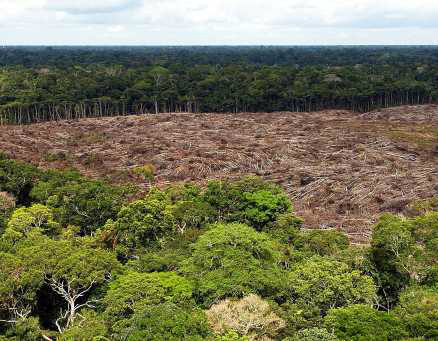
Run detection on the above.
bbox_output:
[1,0,437,45]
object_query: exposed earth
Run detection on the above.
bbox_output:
[2,105,438,242]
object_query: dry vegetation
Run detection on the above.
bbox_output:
[206,294,285,341]
[1,105,438,242]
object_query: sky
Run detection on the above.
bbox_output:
[0,0,437,45]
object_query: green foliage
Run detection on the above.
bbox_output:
[394,287,438,339]
[0,192,15,235]
[408,197,438,216]
[15,236,121,332]
[58,310,108,341]
[286,328,339,341]
[370,214,416,308]
[0,159,41,205]
[0,317,42,341]
[133,164,155,182]
[204,178,293,231]
[31,178,129,234]
[3,204,60,242]
[171,198,216,234]
[324,305,408,341]
[0,155,131,236]
[215,331,249,341]
[0,253,44,323]
[126,230,202,273]
[103,271,193,325]
[2,47,438,123]
[282,256,376,332]
[183,223,286,305]
[370,213,438,308]
[286,256,376,323]
[115,303,211,341]
[4,156,438,339]
[101,192,175,256]
[292,230,349,257]
[270,213,303,244]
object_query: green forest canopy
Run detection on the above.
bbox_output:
[1,155,438,340]
[1,46,438,124]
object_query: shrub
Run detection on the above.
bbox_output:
[207,294,285,341]
[133,164,155,182]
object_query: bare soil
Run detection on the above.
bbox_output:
[2,105,438,242]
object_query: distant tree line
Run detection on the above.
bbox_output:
[1,46,438,124]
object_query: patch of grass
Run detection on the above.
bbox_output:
[408,197,438,216]
[69,131,107,146]
[133,164,156,182]
[387,125,438,151]
[44,150,70,162]
[82,153,105,167]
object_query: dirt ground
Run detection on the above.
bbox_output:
[2,105,438,242]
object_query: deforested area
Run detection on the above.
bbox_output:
[2,105,438,242]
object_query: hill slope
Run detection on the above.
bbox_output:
[2,105,438,241]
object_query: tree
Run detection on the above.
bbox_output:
[3,204,60,242]
[206,294,285,341]
[100,191,175,257]
[292,230,349,257]
[182,223,286,305]
[31,179,129,235]
[285,328,339,341]
[0,252,44,324]
[369,214,415,309]
[0,317,42,341]
[324,305,407,341]
[116,303,211,341]
[369,213,438,309]
[150,66,170,114]
[203,178,294,231]
[286,256,376,320]
[103,271,193,327]
[18,237,121,333]
[0,192,15,235]
[58,310,108,341]
[0,159,41,205]
[170,198,215,234]
[394,287,438,339]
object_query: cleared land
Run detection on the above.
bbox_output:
[2,105,438,242]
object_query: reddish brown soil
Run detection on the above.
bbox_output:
[2,105,438,242]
